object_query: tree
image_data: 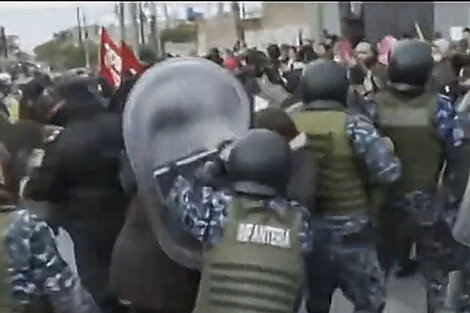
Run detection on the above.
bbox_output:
[138,45,158,64]
[34,39,98,71]
[160,23,196,44]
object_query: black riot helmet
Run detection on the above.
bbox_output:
[301,59,349,105]
[388,39,434,87]
[227,129,292,197]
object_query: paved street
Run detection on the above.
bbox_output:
[296,274,428,313]
[57,227,429,313]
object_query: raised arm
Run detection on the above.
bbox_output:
[3,209,102,313]
[345,114,402,184]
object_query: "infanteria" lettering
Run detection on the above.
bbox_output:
[236,223,291,249]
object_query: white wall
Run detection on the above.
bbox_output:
[434,2,470,40]
[245,24,310,50]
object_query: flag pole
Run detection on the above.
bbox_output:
[415,22,425,41]
[82,9,90,69]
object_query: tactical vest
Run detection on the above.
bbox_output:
[374,91,443,195]
[193,197,303,313]
[291,110,369,215]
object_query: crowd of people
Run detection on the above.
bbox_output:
[1,29,470,313]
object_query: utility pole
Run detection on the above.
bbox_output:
[306,3,324,43]
[118,2,126,43]
[149,2,161,57]
[217,3,224,15]
[163,3,170,29]
[0,27,7,59]
[76,6,83,45]
[231,2,244,43]
[82,11,90,68]
[138,2,146,45]
[129,2,140,56]
[316,3,324,43]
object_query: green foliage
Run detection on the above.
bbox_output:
[160,23,196,43]
[138,45,158,64]
[34,39,98,71]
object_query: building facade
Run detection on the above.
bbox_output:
[197,2,470,55]
[196,3,341,55]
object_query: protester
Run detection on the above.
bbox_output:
[222,49,238,72]
[377,35,397,66]
[429,38,459,100]
[353,41,387,94]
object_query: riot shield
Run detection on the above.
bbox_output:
[123,57,251,269]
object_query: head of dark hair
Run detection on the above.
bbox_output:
[39,77,107,126]
[254,108,299,142]
[299,45,318,63]
[267,44,281,60]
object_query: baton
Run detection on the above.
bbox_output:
[415,22,425,41]
[153,149,219,178]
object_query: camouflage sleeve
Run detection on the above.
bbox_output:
[4,210,102,313]
[289,201,313,255]
[3,210,38,306]
[166,175,230,245]
[360,95,379,122]
[345,114,402,184]
[44,279,102,313]
[433,94,464,147]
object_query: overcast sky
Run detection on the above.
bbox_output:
[0,2,261,53]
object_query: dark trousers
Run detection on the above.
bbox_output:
[306,226,386,313]
[378,206,470,312]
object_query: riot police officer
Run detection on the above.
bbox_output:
[290,59,401,313]
[372,39,467,312]
[164,129,313,313]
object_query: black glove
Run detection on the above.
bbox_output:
[194,159,226,188]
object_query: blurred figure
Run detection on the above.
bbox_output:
[353,41,387,94]
[459,27,470,54]
[456,66,470,112]
[265,44,283,85]
[205,48,223,66]
[301,45,318,63]
[222,49,238,72]
[377,35,397,67]
[108,75,139,113]
[18,77,52,122]
[23,112,129,313]
[279,44,290,67]
[287,45,297,65]
[34,77,107,126]
[234,49,260,107]
[333,39,354,66]
[429,38,459,101]
[0,73,12,120]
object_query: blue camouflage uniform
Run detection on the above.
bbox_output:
[305,110,401,313]
[165,173,313,312]
[3,209,101,313]
[371,93,470,312]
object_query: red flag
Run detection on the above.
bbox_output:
[120,41,144,77]
[99,27,122,89]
